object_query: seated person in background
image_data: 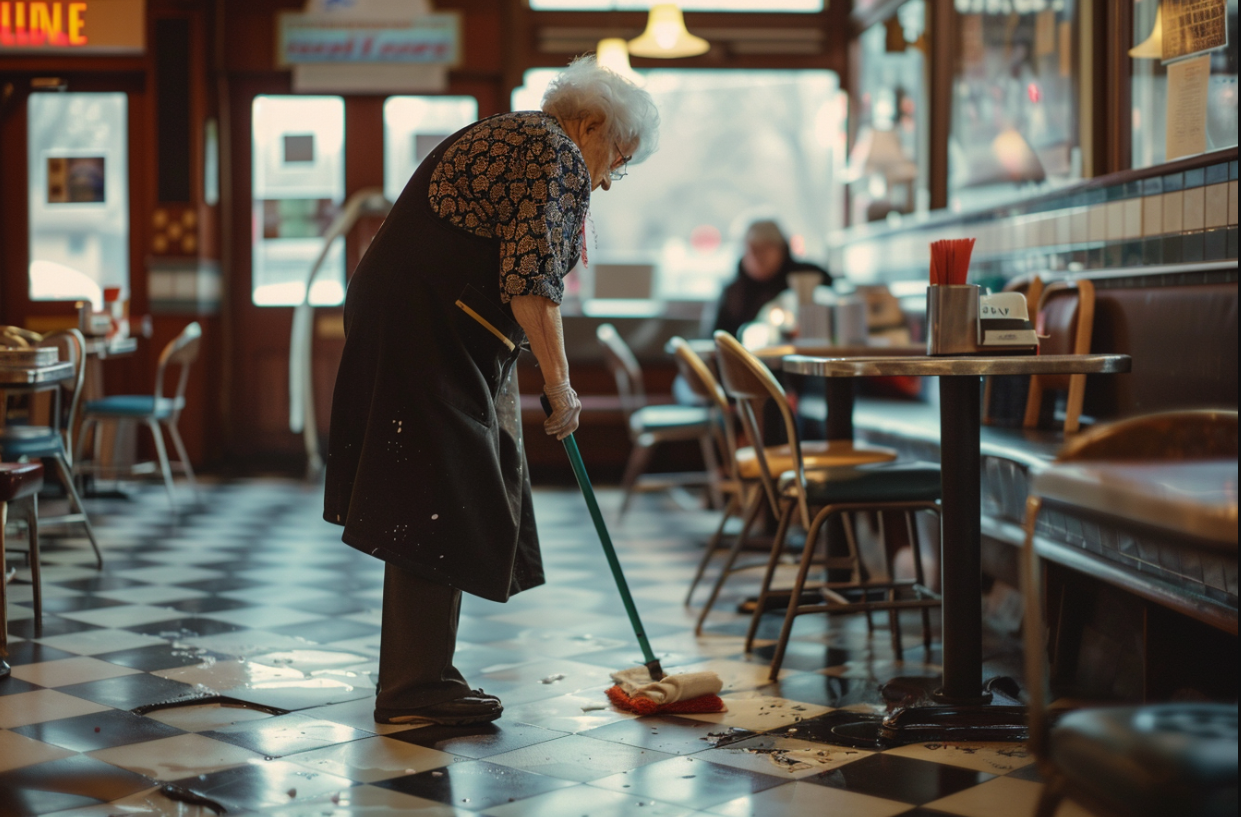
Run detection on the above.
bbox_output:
[708,220,833,337]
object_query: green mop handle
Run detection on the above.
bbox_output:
[543,396,660,670]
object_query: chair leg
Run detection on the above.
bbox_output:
[165,421,201,506]
[53,455,103,570]
[146,418,178,514]
[617,441,655,521]
[907,511,934,654]
[769,507,833,681]
[24,496,41,638]
[73,416,94,487]
[686,492,739,605]
[842,513,874,634]
[744,499,795,653]
[694,485,764,636]
[697,433,724,510]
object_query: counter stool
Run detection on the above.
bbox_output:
[713,332,941,679]
[2,461,44,679]
[1021,410,1238,817]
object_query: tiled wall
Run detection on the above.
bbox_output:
[832,156,1239,285]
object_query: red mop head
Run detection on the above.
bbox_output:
[606,684,726,715]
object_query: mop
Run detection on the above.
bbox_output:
[543,396,725,716]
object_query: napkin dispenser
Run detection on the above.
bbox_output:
[927,286,1039,355]
[977,292,1039,352]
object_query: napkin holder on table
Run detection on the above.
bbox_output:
[927,285,1039,355]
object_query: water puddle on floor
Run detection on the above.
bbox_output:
[164,650,374,695]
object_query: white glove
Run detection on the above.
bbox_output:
[544,381,582,440]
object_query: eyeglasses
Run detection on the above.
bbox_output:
[609,144,632,182]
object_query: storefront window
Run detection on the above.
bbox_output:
[28,92,129,308]
[383,96,478,203]
[850,0,928,223]
[513,69,843,300]
[949,0,1082,211]
[529,1,822,10]
[1131,0,1239,167]
[251,95,345,307]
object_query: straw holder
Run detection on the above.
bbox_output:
[926,284,980,355]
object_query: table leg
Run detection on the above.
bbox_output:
[935,374,989,705]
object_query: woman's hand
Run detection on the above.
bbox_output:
[510,294,579,438]
[543,381,582,440]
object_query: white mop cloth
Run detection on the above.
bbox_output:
[610,667,723,705]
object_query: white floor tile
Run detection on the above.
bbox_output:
[89,732,265,780]
[9,656,142,687]
[0,689,114,728]
[33,628,170,656]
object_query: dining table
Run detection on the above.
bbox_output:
[780,351,1132,742]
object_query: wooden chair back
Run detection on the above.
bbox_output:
[1024,279,1095,433]
[713,331,811,529]
[670,336,740,483]
[596,323,645,423]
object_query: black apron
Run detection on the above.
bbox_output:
[324,122,543,603]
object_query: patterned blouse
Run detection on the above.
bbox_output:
[428,111,589,304]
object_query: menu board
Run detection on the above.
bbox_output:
[1162,0,1229,62]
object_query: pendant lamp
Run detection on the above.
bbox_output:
[1129,3,1163,59]
[628,3,709,59]
[597,38,643,84]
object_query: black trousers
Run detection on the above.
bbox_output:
[376,562,471,710]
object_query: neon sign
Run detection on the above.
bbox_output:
[1,2,87,46]
[0,0,144,54]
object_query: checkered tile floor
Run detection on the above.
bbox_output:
[1,479,1098,816]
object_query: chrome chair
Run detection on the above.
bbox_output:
[0,328,102,569]
[1021,410,1238,817]
[2,462,44,677]
[712,332,941,678]
[76,322,202,512]
[596,323,719,520]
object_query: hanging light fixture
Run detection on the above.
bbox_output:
[1129,3,1164,59]
[628,3,709,59]
[596,38,643,84]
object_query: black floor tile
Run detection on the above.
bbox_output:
[801,752,994,804]
[125,616,247,637]
[1007,762,1044,782]
[758,672,884,709]
[12,707,185,752]
[592,754,787,809]
[167,759,356,812]
[374,759,574,811]
[1,641,78,667]
[7,615,101,640]
[202,713,371,758]
[0,755,154,817]
[92,643,222,672]
[283,595,370,616]
[390,720,566,759]
[579,716,750,756]
[0,675,43,696]
[178,577,267,593]
[53,576,141,593]
[165,596,255,614]
[22,596,130,614]
[268,618,379,643]
[55,673,203,710]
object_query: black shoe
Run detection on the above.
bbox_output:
[0,659,9,679]
[375,692,503,726]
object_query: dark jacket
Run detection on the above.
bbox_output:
[711,251,832,337]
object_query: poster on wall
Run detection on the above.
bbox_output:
[46,156,106,203]
[1162,0,1229,62]
[1165,54,1211,160]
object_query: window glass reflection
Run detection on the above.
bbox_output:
[950,0,1081,210]
[251,95,345,307]
[383,96,479,203]
[513,69,842,300]
[28,92,129,308]
[1131,0,1238,167]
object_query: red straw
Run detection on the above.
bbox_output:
[929,238,976,286]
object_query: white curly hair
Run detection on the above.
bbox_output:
[541,55,660,164]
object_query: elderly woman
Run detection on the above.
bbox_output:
[324,57,659,726]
